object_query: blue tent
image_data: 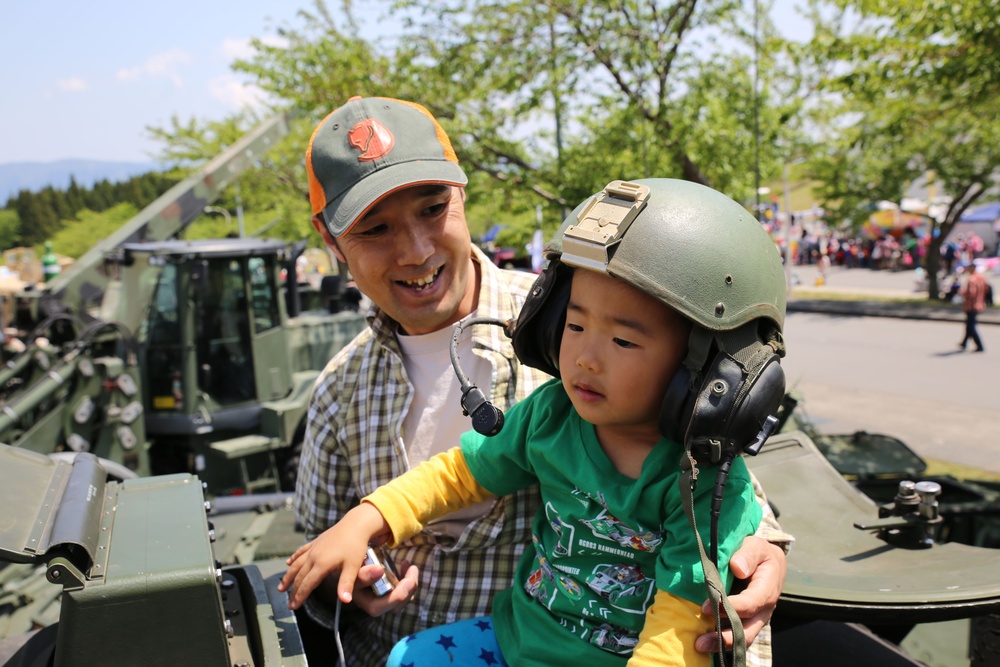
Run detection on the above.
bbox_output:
[480,223,506,243]
[960,203,1000,223]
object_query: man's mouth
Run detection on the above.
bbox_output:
[398,267,442,291]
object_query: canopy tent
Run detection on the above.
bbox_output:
[951,203,1000,254]
[960,202,1000,229]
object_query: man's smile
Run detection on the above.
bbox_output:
[398,266,442,291]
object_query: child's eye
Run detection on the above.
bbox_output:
[613,338,637,349]
[566,322,583,332]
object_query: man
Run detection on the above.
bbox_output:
[294,96,791,667]
[959,263,988,352]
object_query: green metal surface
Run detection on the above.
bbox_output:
[0,447,67,564]
[0,443,312,665]
[747,432,1000,620]
[53,473,229,667]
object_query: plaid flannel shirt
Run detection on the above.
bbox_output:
[294,246,792,667]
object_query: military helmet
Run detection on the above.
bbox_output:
[511,178,787,462]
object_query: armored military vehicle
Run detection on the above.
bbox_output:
[0,115,368,495]
[0,444,307,666]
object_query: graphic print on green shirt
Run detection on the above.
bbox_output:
[526,490,667,653]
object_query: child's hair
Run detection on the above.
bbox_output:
[512,178,787,464]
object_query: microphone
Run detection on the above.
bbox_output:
[450,317,515,436]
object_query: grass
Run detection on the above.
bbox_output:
[924,457,1000,482]
[791,289,939,304]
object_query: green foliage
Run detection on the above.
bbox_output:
[4,172,179,248]
[124,0,792,261]
[392,0,794,204]
[47,203,140,259]
[0,209,20,250]
[797,0,1000,298]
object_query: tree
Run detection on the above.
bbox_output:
[148,0,799,248]
[48,203,140,259]
[394,0,798,213]
[800,0,1000,299]
[0,209,20,251]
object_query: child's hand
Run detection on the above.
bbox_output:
[277,502,390,610]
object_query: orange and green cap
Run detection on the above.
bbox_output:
[306,96,468,237]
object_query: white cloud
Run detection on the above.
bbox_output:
[208,74,268,111]
[218,34,287,61]
[116,48,193,88]
[117,67,141,82]
[56,77,88,92]
[219,37,254,61]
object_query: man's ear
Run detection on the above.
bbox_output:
[311,215,346,263]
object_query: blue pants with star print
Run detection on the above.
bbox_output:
[386,615,508,666]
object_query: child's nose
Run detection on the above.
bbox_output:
[575,343,601,372]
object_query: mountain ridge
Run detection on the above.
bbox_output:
[1,159,162,204]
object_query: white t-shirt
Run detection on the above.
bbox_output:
[398,315,495,537]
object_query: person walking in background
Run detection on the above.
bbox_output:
[959,264,988,352]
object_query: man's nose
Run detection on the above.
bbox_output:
[395,220,435,266]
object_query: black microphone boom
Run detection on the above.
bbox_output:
[450,317,514,436]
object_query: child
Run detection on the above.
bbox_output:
[279,178,787,666]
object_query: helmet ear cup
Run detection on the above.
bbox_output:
[659,350,786,464]
[659,365,696,444]
[510,262,573,378]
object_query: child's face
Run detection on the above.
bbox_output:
[559,269,691,442]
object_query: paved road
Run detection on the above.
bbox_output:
[782,312,1000,473]
[778,263,1000,473]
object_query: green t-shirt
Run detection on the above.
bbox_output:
[462,379,762,667]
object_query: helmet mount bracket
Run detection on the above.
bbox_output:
[561,180,650,273]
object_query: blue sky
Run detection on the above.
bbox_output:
[1,1,809,165]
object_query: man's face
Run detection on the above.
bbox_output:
[558,269,690,445]
[316,185,477,335]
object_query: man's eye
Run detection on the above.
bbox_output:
[359,224,387,237]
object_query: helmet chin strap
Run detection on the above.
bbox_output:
[673,322,786,667]
[679,453,747,667]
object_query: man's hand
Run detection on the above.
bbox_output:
[695,535,786,653]
[348,560,419,617]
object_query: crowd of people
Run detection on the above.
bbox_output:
[786,228,993,274]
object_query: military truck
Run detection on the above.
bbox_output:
[0,115,368,495]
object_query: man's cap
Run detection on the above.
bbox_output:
[306,96,468,237]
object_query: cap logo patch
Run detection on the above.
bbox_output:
[347,119,395,162]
